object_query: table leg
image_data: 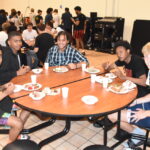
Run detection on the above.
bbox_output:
[38,118,71,148]
[103,116,108,146]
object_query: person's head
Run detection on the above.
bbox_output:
[142,42,150,69]
[26,23,33,32]
[31,8,34,13]
[37,9,42,15]
[37,24,45,34]
[17,11,21,16]
[74,6,81,15]
[7,22,17,34]
[45,22,53,30]
[8,31,22,53]
[2,140,40,150]
[53,9,58,14]
[46,8,53,14]
[11,11,17,17]
[2,22,10,32]
[114,40,132,62]
[65,8,69,12]
[56,31,70,51]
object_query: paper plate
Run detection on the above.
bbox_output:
[84,68,100,74]
[29,92,45,100]
[32,68,43,74]
[96,76,113,83]
[81,95,98,105]
[105,73,117,79]
[53,67,68,73]
[13,85,23,92]
[23,83,42,91]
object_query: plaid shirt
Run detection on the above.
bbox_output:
[46,45,88,66]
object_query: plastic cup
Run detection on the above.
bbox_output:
[102,77,108,88]
[62,87,69,98]
[44,63,49,70]
[81,64,86,71]
[31,75,37,84]
[91,74,97,83]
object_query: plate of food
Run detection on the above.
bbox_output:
[13,85,23,93]
[105,73,117,79]
[23,83,42,91]
[108,84,129,94]
[122,80,136,90]
[29,91,45,100]
[95,76,113,84]
[32,68,43,74]
[53,67,68,73]
[42,87,60,95]
[81,95,99,105]
[84,67,100,74]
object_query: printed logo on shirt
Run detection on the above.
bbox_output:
[124,68,132,77]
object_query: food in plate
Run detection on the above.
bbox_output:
[85,67,100,74]
[105,73,117,79]
[23,83,42,91]
[53,67,68,73]
[95,76,113,83]
[29,91,45,100]
[42,87,60,95]
[32,68,43,74]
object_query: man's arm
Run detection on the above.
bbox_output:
[102,61,117,72]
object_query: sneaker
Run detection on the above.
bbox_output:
[18,134,30,140]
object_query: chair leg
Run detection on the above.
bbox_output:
[143,130,149,150]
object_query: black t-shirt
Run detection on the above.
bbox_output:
[35,15,43,24]
[45,14,53,24]
[74,13,86,30]
[61,12,72,30]
[35,33,54,63]
[115,55,150,98]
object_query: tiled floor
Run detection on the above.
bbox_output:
[0,50,146,150]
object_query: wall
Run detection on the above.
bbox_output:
[1,0,150,41]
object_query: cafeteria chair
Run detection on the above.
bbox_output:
[83,145,113,150]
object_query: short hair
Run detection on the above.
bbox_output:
[56,31,70,42]
[142,42,150,55]
[46,8,53,14]
[2,22,10,31]
[114,40,132,52]
[74,6,81,11]
[31,8,34,12]
[37,24,45,31]
[26,22,33,27]
[7,23,17,34]
[54,9,58,13]
[2,140,40,150]
[37,9,42,13]
[65,8,69,12]
[45,22,53,28]
[8,31,21,40]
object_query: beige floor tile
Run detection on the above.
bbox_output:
[78,141,94,150]
[68,134,87,148]
[62,130,75,140]
[46,123,64,134]
[89,133,104,145]
[87,123,103,132]
[49,138,65,148]
[70,122,85,133]
[75,120,91,127]
[41,145,54,150]
[78,128,97,140]
[55,141,77,150]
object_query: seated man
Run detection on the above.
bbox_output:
[22,23,38,47]
[108,42,150,148]
[0,82,30,143]
[0,31,30,85]
[45,31,88,69]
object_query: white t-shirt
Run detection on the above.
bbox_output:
[53,14,60,28]
[22,29,38,41]
[10,17,20,31]
[0,31,8,46]
[29,12,36,26]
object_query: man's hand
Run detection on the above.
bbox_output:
[102,62,110,71]
[68,63,76,69]
[3,82,15,96]
[114,68,126,80]
[17,66,30,76]
[130,109,148,123]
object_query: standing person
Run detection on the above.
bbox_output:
[61,8,73,42]
[17,11,23,26]
[108,42,150,149]
[72,6,86,54]
[0,9,7,31]
[45,8,53,24]
[53,9,60,28]
[29,8,36,28]
[35,10,43,25]
[34,24,54,65]
[46,31,88,69]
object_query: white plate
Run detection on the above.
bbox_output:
[84,68,100,74]
[81,95,98,105]
[32,68,43,74]
[122,80,136,90]
[13,85,23,92]
[42,87,60,95]
[23,83,42,91]
[29,92,45,100]
[105,73,117,79]
[108,86,130,94]
[96,76,113,83]
[53,67,68,73]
